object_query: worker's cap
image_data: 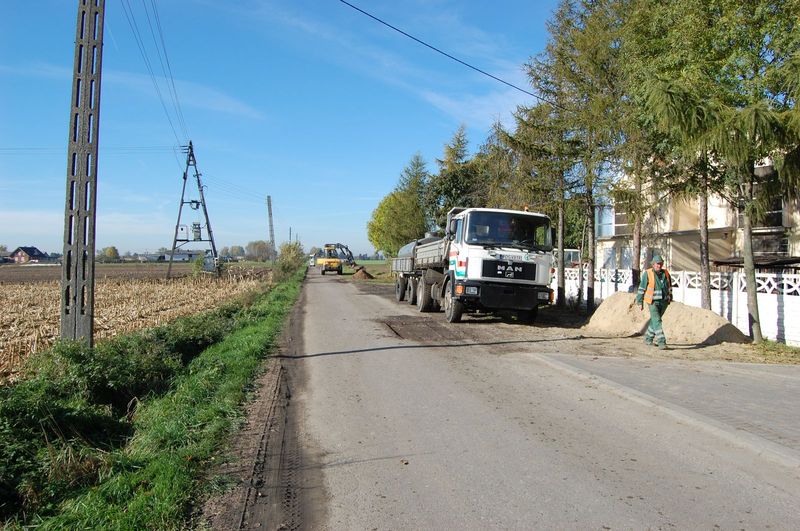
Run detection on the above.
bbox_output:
[651,254,664,264]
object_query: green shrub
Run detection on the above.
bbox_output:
[273,241,306,281]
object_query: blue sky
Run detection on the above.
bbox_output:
[0,0,559,256]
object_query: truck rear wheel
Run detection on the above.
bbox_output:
[416,279,432,312]
[337,266,342,275]
[407,278,417,305]
[321,269,326,275]
[395,277,408,301]
[444,280,464,323]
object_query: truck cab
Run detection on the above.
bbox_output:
[443,208,554,321]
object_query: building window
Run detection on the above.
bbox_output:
[762,196,783,228]
[614,210,631,236]
[737,188,783,228]
[596,206,614,238]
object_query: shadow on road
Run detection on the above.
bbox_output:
[274,335,600,360]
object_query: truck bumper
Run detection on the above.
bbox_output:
[454,280,551,311]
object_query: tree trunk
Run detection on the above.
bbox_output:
[557,193,566,307]
[632,221,641,288]
[586,189,596,313]
[631,175,643,288]
[740,176,763,343]
[577,216,586,308]
[699,173,711,310]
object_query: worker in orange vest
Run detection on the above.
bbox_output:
[635,255,672,349]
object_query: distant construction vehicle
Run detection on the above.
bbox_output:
[316,243,357,275]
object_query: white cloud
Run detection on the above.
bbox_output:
[0,62,264,120]
[420,86,528,131]
[104,70,266,120]
[237,1,534,132]
[0,210,62,237]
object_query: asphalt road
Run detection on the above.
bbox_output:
[286,271,800,529]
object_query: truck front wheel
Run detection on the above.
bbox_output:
[416,279,432,312]
[444,281,464,323]
[517,307,538,324]
[395,277,408,302]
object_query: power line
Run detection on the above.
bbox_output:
[337,0,560,109]
[203,173,267,204]
[120,0,185,145]
[143,0,190,139]
[0,145,179,153]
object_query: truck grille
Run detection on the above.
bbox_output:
[481,260,536,281]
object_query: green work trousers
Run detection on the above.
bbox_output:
[644,301,668,346]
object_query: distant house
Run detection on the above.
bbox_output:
[11,246,49,264]
[139,253,166,262]
[169,250,206,262]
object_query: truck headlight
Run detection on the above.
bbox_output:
[466,286,479,295]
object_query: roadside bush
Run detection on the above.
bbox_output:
[273,241,306,281]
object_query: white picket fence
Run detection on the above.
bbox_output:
[551,268,800,346]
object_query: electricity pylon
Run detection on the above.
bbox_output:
[167,141,219,278]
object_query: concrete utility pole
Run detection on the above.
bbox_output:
[267,195,276,259]
[61,0,105,345]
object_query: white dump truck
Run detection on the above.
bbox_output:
[391,207,554,323]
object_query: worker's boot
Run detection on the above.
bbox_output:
[657,343,667,350]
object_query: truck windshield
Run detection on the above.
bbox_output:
[465,211,552,251]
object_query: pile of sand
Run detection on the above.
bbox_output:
[584,292,749,346]
[352,268,374,280]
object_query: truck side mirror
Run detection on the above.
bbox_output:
[551,228,557,245]
[448,219,458,238]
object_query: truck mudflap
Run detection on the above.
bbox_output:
[454,280,551,311]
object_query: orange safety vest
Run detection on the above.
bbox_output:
[643,268,672,304]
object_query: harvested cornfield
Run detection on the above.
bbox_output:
[1,271,270,379]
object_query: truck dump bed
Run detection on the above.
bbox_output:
[413,238,448,268]
[390,236,442,273]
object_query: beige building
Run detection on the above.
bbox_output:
[595,193,800,272]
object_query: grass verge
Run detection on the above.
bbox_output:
[1,268,304,529]
[750,339,800,363]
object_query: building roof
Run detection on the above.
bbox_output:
[12,246,48,258]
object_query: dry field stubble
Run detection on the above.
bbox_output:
[1,269,271,378]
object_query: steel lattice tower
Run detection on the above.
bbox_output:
[61,0,105,345]
[167,141,219,278]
